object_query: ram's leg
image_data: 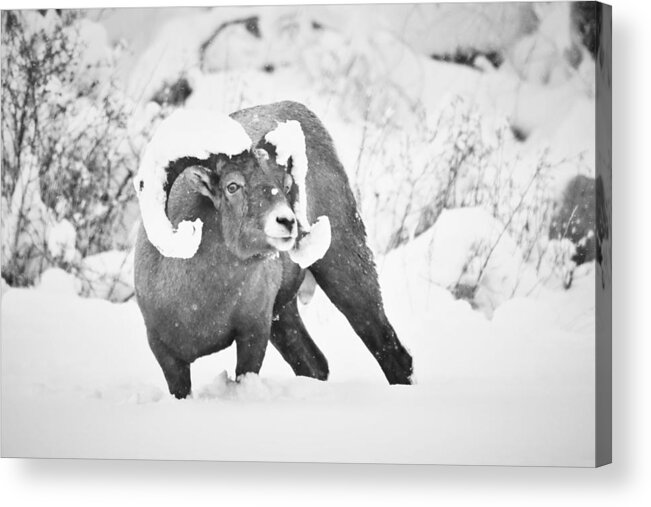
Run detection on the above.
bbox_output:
[309,247,413,385]
[147,331,192,399]
[270,298,329,380]
[235,328,270,379]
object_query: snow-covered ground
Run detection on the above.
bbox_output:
[1,235,595,465]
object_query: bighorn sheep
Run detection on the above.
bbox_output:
[134,101,413,398]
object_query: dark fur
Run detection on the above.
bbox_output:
[135,101,413,398]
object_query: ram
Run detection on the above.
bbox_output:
[134,101,413,398]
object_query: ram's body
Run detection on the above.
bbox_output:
[134,101,413,398]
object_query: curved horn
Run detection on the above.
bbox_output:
[135,109,252,258]
[265,120,331,268]
[264,120,310,231]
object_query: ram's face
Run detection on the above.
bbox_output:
[189,149,296,259]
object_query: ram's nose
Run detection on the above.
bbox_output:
[275,213,296,234]
[265,204,298,251]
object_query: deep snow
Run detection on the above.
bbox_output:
[1,237,596,465]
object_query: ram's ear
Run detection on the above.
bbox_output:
[186,166,219,204]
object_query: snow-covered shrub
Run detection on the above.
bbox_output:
[535,238,577,290]
[1,10,150,287]
[549,174,596,266]
[78,249,134,302]
[1,149,55,284]
[349,94,583,310]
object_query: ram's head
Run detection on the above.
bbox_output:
[134,109,330,266]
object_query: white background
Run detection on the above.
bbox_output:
[0,0,648,505]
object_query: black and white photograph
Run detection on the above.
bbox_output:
[1,2,611,467]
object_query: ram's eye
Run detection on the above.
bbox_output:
[226,182,241,194]
[283,173,293,193]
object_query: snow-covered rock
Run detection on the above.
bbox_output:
[381,207,538,317]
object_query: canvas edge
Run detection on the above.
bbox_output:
[594,1,612,468]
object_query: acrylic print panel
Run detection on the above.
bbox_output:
[0,3,611,466]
